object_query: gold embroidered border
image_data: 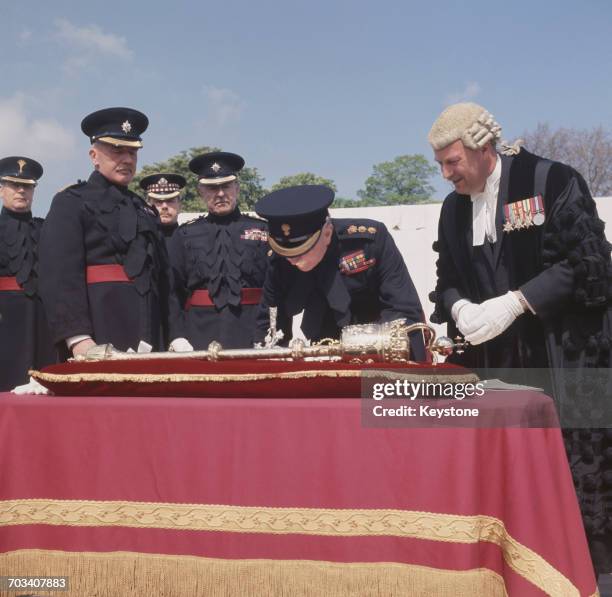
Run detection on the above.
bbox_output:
[30,369,479,385]
[0,499,579,597]
[0,549,509,597]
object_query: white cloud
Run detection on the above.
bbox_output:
[54,18,133,72]
[0,94,76,163]
[55,18,132,58]
[203,86,245,128]
[445,82,481,105]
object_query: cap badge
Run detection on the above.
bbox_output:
[17,159,26,174]
[211,162,221,173]
[281,223,291,237]
[121,120,132,133]
[158,177,168,186]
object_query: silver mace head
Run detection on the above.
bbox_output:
[429,335,469,356]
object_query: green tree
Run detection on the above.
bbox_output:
[357,154,437,205]
[271,172,337,193]
[332,196,360,208]
[130,146,267,212]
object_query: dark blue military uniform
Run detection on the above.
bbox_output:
[254,185,425,360]
[0,207,57,389]
[39,171,171,355]
[0,156,56,389]
[168,209,269,349]
[255,218,425,359]
[38,108,172,357]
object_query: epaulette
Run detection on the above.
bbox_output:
[181,215,202,226]
[242,211,267,222]
[338,223,378,239]
[57,180,86,194]
[177,215,204,231]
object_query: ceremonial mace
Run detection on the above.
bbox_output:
[77,313,468,364]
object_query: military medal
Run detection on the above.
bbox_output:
[241,228,268,241]
[503,194,546,232]
[518,199,532,228]
[339,250,376,275]
[512,202,523,229]
[531,194,545,226]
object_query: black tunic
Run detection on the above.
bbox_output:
[430,148,612,573]
[168,209,269,349]
[0,208,57,389]
[38,171,171,355]
[161,222,178,239]
[255,218,426,361]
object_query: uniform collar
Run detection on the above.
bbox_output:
[88,169,129,191]
[161,222,179,237]
[206,207,241,224]
[1,206,32,221]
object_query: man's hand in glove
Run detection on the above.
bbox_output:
[451,299,486,337]
[464,291,524,345]
[169,337,194,352]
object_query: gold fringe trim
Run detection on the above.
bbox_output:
[0,549,509,597]
[0,499,578,596]
[30,369,479,385]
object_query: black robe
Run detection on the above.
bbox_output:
[0,207,57,389]
[168,209,269,349]
[430,148,612,573]
[38,171,171,356]
[255,218,426,361]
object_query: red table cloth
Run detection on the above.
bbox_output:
[0,391,598,596]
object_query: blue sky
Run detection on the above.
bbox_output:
[1,0,611,215]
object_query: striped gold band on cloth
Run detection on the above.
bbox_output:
[0,499,579,596]
[0,550,508,597]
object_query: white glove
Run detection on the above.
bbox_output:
[137,340,153,353]
[451,299,486,337]
[169,337,194,352]
[464,291,524,345]
[11,377,51,395]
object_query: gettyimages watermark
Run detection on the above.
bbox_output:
[360,368,612,428]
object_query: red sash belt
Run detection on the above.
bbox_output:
[186,288,262,309]
[86,264,131,284]
[0,276,22,291]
